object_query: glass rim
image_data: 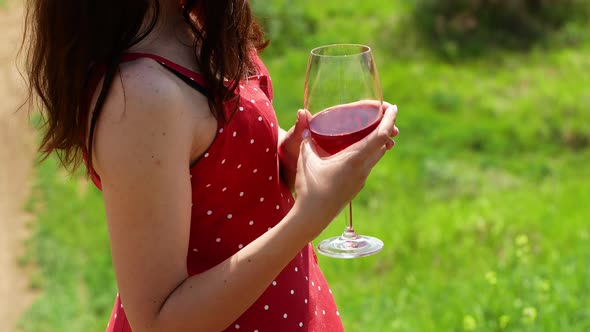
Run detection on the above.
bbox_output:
[310,44,371,57]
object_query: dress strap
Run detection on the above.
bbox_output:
[121,52,209,97]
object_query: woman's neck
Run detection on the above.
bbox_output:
[128,1,198,70]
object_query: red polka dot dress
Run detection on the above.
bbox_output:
[89,52,345,332]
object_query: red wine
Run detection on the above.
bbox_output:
[309,103,382,154]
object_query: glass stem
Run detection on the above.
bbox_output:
[342,201,357,239]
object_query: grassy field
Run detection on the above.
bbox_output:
[21,1,590,331]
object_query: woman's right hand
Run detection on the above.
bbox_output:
[293,104,399,237]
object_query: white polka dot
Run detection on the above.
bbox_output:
[233,131,237,137]
[219,128,224,133]
[121,303,123,308]
[251,99,255,104]
[299,322,304,327]
[237,164,242,169]
[258,116,263,121]
[264,305,269,310]
[239,192,244,197]
[254,88,258,91]
[253,169,258,173]
[322,310,326,315]
[311,281,315,286]
[224,78,229,82]
[266,102,270,106]
[207,210,213,215]
[283,313,288,319]
[266,148,270,152]
[238,244,243,249]
[249,220,254,225]
[272,281,277,286]
[290,289,295,295]
[304,299,308,304]
[239,106,244,111]
[216,238,221,243]
[276,205,280,210]
[192,248,198,252]
[268,176,273,181]
[115,313,118,319]
[250,139,255,144]
[222,187,227,192]
[329,289,333,294]
[318,286,321,291]
[260,197,264,202]
[305,276,308,281]
[235,324,240,329]
[336,311,340,316]
[204,153,209,158]
[222,159,226,165]
[271,123,274,127]
[206,184,211,188]
[315,311,317,316]
[254,330,259,332]
[240,85,244,89]
[295,267,298,272]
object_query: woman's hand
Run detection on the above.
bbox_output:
[278,109,312,191]
[293,104,399,237]
[279,103,399,192]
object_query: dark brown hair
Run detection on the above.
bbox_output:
[23,0,267,171]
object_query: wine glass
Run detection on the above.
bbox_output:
[304,44,384,259]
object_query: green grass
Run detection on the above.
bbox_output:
[21,1,590,331]
[20,158,114,332]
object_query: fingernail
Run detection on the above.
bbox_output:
[386,139,395,150]
[302,129,310,139]
[297,109,302,120]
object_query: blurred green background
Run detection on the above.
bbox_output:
[20,0,590,331]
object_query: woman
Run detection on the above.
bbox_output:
[23,0,399,331]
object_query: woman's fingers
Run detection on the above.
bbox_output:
[382,101,394,113]
[367,104,398,152]
[382,102,399,137]
[386,138,395,150]
[339,104,397,160]
[293,109,309,137]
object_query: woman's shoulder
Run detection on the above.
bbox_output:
[99,54,211,121]
[117,57,191,106]
[90,56,211,176]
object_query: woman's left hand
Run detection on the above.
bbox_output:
[278,109,312,191]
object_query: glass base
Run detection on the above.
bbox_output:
[317,230,384,259]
